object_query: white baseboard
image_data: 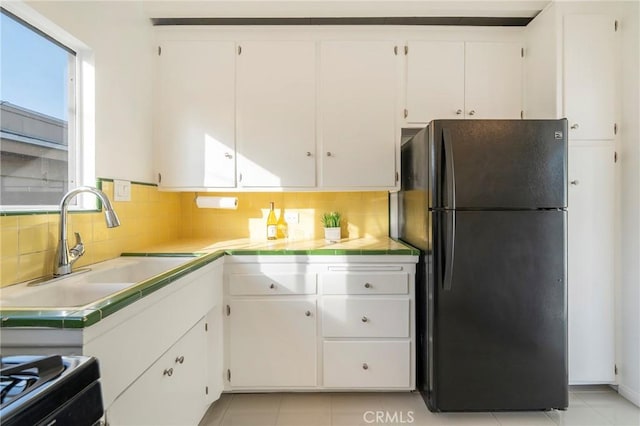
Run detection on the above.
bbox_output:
[618,383,640,408]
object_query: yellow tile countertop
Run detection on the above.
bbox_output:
[125,237,419,256]
[0,237,418,329]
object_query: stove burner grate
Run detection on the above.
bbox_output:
[0,355,65,409]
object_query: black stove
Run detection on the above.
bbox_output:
[0,355,103,426]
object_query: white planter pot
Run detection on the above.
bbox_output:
[324,227,341,243]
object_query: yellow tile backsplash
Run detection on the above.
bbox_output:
[181,191,389,242]
[0,181,182,287]
[0,183,389,287]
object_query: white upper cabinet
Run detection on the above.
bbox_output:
[464,42,523,119]
[563,15,616,140]
[319,41,400,188]
[155,41,236,189]
[236,41,316,187]
[406,41,522,123]
[406,41,465,123]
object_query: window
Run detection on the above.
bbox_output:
[0,7,77,209]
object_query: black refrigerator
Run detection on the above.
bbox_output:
[399,119,568,412]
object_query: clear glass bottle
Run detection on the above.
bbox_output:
[276,209,288,239]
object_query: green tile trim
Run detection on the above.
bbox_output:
[1,210,59,216]
[97,178,157,187]
[0,309,68,328]
[65,310,102,328]
[0,253,224,329]
[389,238,421,255]
[91,288,143,318]
[224,248,419,256]
[121,252,205,258]
[0,244,412,329]
[0,178,158,216]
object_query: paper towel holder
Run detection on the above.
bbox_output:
[194,194,238,209]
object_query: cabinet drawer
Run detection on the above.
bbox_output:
[229,273,316,295]
[323,341,410,388]
[321,272,408,295]
[322,298,409,337]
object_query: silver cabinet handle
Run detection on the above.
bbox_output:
[326,152,333,157]
[361,316,368,323]
[468,110,476,116]
[456,109,462,115]
[269,283,276,289]
[306,151,312,157]
[364,283,371,289]
[224,152,233,159]
[305,310,311,317]
[570,180,580,186]
[571,124,579,130]
[362,363,369,370]
[175,356,184,364]
[163,368,173,377]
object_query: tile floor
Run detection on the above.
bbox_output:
[198,387,640,426]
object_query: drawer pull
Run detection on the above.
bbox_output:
[364,283,371,288]
[361,316,369,323]
[163,368,173,377]
[305,310,312,317]
[362,363,369,370]
[269,283,276,289]
[175,356,184,364]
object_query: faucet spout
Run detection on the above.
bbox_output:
[54,186,120,276]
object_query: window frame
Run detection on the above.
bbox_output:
[0,3,95,213]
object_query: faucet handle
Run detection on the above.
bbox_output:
[69,232,85,261]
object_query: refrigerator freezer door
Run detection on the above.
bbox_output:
[429,210,567,411]
[432,119,568,210]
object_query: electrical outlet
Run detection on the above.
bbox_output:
[114,179,131,202]
[284,211,299,224]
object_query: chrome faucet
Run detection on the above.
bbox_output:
[54,186,120,276]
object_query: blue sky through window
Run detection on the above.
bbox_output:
[1,10,70,121]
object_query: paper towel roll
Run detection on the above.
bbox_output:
[195,196,238,209]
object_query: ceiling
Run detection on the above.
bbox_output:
[142,1,552,19]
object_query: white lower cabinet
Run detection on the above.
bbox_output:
[107,318,208,426]
[89,258,224,426]
[322,298,409,338]
[224,256,416,391]
[228,298,317,387]
[323,341,411,388]
[320,269,413,390]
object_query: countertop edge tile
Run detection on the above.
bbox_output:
[0,239,417,329]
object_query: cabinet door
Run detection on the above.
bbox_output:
[228,299,317,387]
[236,41,316,187]
[564,15,616,140]
[465,42,523,119]
[106,319,208,426]
[206,262,224,404]
[568,145,615,383]
[206,306,223,404]
[319,41,399,188]
[155,41,236,188]
[406,41,465,123]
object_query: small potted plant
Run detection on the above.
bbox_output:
[321,211,342,242]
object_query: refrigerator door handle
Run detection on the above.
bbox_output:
[443,128,456,209]
[443,211,456,291]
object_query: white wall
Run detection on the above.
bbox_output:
[618,0,640,406]
[26,0,156,184]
